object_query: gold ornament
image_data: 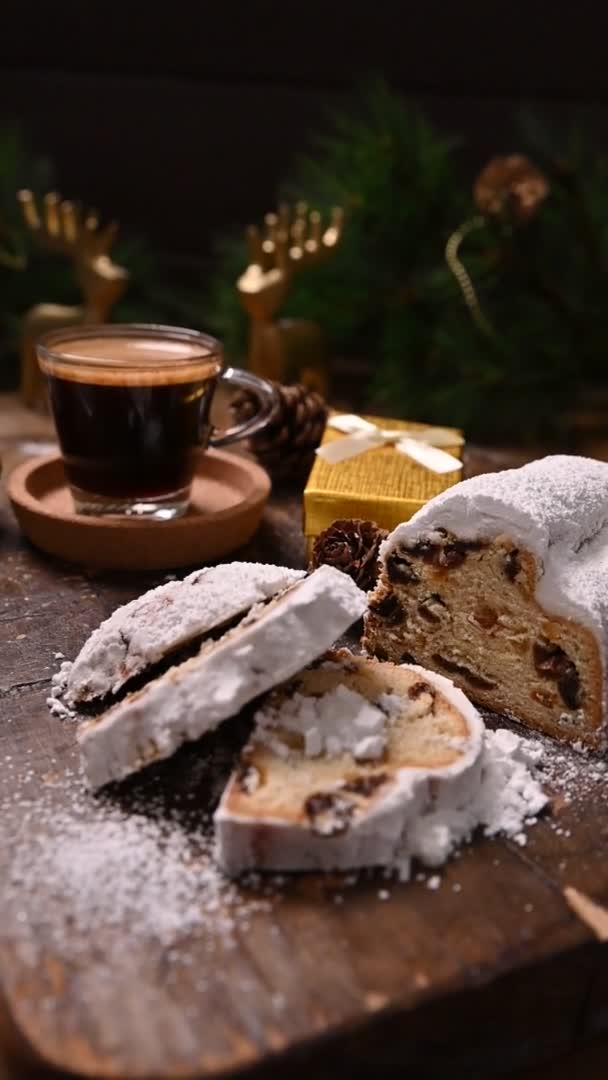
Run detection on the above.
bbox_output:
[474,154,549,225]
[446,155,549,337]
[236,201,344,395]
[445,215,495,337]
[17,190,129,410]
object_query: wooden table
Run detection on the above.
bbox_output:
[1,395,608,1079]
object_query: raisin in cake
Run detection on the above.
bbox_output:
[78,566,367,789]
[364,455,608,749]
[215,651,484,874]
[59,562,305,706]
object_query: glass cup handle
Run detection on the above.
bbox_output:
[209,367,278,448]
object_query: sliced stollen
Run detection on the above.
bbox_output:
[363,455,608,749]
[78,565,367,789]
[214,651,485,875]
[59,562,305,705]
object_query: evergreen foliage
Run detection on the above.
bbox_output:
[207,82,608,442]
[4,88,608,441]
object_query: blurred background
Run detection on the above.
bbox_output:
[2,1,608,447]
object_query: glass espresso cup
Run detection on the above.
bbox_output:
[37,324,276,519]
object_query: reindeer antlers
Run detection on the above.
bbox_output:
[246,202,344,272]
[17,190,119,260]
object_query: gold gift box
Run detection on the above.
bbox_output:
[304,415,464,556]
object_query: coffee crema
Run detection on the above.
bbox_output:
[39,333,220,386]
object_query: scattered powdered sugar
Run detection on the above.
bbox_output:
[11,811,220,945]
[386,723,608,890]
[398,727,548,874]
[2,779,276,960]
[472,728,547,837]
[530,731,608,804]
[2,697,589,965]
[254,683,399,763]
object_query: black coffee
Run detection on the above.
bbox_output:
[42,335,220,500]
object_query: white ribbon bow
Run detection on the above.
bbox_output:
[316,414,464,475]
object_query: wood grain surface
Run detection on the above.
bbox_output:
[1,396,608,1079]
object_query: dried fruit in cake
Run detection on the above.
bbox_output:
[214,651,484,874]
[363,455,608,749]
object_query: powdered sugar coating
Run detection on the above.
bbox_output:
[63,562,305,704]
[78,566,367,789]
[383,455,608,710]
[254,684,395,762]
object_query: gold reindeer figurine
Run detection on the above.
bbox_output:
[237,202,344,392]
[17,190,129,409]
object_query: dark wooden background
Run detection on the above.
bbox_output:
[2,2,608,256]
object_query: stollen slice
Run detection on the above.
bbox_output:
[214,651,484,875]
[60,562,305,705]
[78,565,367,789]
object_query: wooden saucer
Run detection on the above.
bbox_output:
[8,451,271,571]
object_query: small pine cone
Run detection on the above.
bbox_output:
[231,382,328,484]
[310,518,388,592]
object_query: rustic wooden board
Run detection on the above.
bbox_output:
[2,424,608,1078]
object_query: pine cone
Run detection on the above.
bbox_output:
[474,154,549,225]
[310,518,388,592]
[231,382,328,484]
